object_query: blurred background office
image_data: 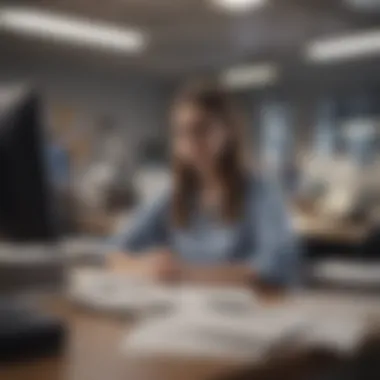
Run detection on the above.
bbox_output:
[1,1,380,378]
[0,0,380,276]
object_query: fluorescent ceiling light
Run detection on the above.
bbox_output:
[306,30,380,63]
[0,7,147,53]
[344,0,380,12]
[220,63,278,89]
[211,0,266,12]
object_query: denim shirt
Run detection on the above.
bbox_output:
[110,175,300,286]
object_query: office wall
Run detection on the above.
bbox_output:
[0,58,172,180]
[1,56,379,177]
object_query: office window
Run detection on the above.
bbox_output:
[313,100,337,158]
[260,102,292,174]
[342,94,377,166]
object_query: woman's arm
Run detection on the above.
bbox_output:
[251,179,301,287]
[108,191,170,253]
[106,191,174,279]
[108,250,179,281]
[180,264,254,286]
[182,180,300,288]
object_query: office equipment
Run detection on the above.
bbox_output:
[0,86,58,242]
[0,299,66,362]
[0,86,64,291]
[0,85,65,361]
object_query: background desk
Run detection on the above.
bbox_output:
[292,211,369,244]
[292,210,373,259]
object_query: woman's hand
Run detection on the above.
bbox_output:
[181,264,255,286]
[108,250,180,282]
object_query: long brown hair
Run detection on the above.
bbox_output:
[171,81,247,228]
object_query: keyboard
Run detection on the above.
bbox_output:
[0,300,66,362]
[0,243,62,264]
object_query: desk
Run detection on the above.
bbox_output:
[0,295,347,380]
[292,211,369,244]
[0,298,239,380]
[4,289,380,380]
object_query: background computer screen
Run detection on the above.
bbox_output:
[0,87,58,242]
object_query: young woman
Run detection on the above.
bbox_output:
[108,82,299,287]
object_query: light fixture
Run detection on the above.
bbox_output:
[0,7,147,53]
[306,29,380,63]
[344,0,380,12]
[220,63,278,89]
[210,0,266,12]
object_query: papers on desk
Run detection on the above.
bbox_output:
[286,291,380,352]
[122,296,374,360]
[122,288,305,361]
[68,269,256,317]
[123,307,307,361]
[68,270,378,360]
[69,270,172,314]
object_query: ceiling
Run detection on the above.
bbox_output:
[0,0,380,82]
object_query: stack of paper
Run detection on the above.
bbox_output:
[68,269,257,317]
[69,270,377,359]
[123,291,379,360]
[123,303,307,361]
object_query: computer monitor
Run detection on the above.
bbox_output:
[0,86,58,242]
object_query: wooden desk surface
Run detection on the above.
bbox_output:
[3,290,369,380]
[292,211,369,244]
[0,299,239,380]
